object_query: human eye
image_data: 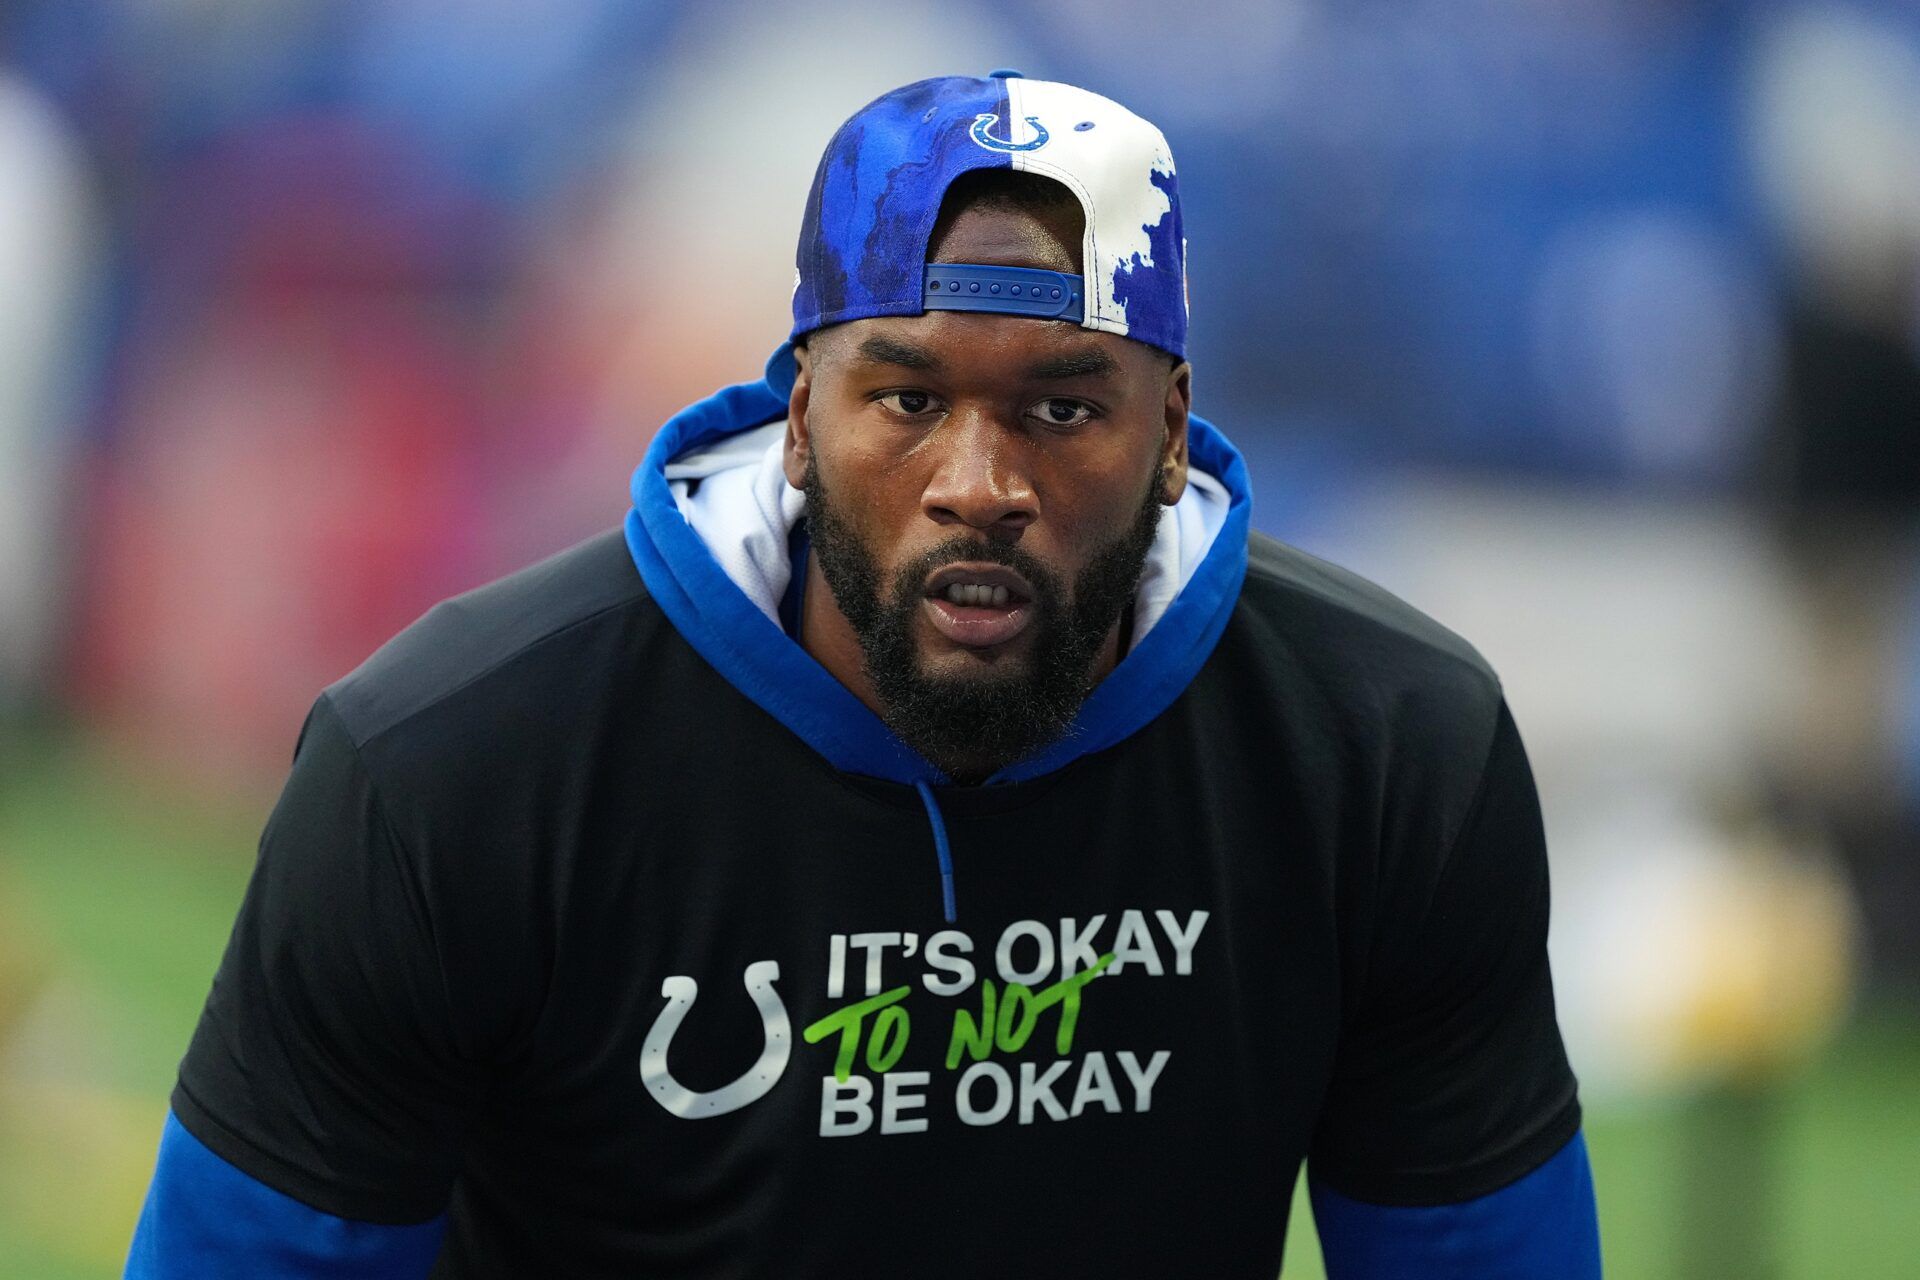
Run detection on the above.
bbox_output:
[875,389,941,419]
[1027,397,1097,430]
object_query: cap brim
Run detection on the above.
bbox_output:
[763,340,798,399]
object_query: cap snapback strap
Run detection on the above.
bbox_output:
[922,263,1083,322]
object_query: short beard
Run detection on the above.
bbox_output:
[802,457,1166,782]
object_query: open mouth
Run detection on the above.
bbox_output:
[921,564,1037,648]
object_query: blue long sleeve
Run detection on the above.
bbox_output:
[125,1110,448,1279]
[1310,1129,1602,1279]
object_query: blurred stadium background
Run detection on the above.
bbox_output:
[0,1,1917,1275]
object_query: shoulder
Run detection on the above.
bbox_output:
[1228,530,1506,766]
[1241,530,1491,677]
[321,529,656,753]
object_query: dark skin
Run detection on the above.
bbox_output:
[782,199,1192,777]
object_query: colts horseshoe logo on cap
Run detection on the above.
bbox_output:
[970,113,1050,153]
[641,961,790,1118]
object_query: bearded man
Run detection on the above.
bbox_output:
[128,72,1602,1279]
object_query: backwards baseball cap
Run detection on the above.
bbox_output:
[764,70,1186,397]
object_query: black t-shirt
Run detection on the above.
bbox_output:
[173,528,1580,1278]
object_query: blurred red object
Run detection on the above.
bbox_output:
[71,119,499,785]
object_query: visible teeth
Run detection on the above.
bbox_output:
[942,583,1012,608]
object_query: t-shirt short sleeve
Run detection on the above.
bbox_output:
[1307,698,1583,1206]
[172,694,483,1223]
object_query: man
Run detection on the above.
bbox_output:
[127,72,1602,1278]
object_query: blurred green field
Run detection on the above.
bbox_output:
[1,734,1916,1277]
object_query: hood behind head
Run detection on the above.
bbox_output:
[623,376,1251,786]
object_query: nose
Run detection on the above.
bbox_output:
[920,410,1037,535]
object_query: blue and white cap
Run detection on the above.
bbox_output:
[766,70,1186,395]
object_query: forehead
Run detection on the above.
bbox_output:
[813,310,1154,385]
